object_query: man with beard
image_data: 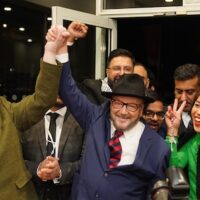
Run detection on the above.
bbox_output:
[21,96,84,200]
[142,91,166,138]
[173,64,200,149]
[81,48,135,105]
[48,24,171,200]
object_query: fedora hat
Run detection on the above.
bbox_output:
[102,74,153,103]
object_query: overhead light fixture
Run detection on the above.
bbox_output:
[19,27,25,31]
[3,24,7,28]
[47,17,52,21]
[165,0,173,2]
[4,7,12,11]
[27,39,32,43]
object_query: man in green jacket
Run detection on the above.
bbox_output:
[0,25,70,200]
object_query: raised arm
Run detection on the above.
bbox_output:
[12,25,70,131]
[46,24,98,130]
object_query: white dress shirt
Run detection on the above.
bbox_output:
[45,106,67,158]
[110,121,145,166]
[182,111,191,128]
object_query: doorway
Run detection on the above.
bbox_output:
[118,15,200,104]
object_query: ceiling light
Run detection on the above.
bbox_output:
[27,39,32,43]
[19,27,25,31]
[3,24,7,28]
[4,7,12,11]
[47,17,52,21]
[165,0,173,2]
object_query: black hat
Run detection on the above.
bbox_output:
[102,74,153,103]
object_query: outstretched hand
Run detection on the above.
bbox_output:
[165,99,186,136]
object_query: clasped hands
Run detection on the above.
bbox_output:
[45,22,88,55]
[37,156,61,181]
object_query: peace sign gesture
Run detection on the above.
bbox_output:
[165,99,186,137]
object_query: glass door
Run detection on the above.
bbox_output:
[52,6,117,81]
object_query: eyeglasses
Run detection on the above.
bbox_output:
[144,110,165,120]
[111,99,142,112]
[108,66,133,74]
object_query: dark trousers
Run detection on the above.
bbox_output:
[34,180,72,200]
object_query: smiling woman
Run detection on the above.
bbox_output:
[165,95,200,199]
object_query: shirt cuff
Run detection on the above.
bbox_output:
[56,53,69,63]
[53,169,62,184]
[67,41,74,46]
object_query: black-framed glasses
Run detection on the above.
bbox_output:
[107,66,133,73]
[111,99,142,112]
[144,110,165,120]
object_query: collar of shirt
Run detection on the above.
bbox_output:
[182,111,191,128]
[110,120,145,139]
[45,106,67,156]
[110,120,145,166]
[101,77,112,92]
[46,106,67,117]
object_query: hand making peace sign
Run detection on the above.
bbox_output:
[165,98,186,137]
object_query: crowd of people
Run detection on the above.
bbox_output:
[2,21,200,200]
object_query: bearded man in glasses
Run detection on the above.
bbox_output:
[81,48,135,105]
[47,24,170,200]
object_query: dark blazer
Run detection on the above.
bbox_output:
[21,110,84,200]
[81,79,107,105]
[0,60,62,200]
[177,118,195,150]
[59,62,170,200]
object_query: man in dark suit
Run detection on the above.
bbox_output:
[81,48,135,105]
[173,64,200,149]
[21,96,84,200]
[61,64,170,200]
[50,23,170,200]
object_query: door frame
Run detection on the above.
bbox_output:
[52,6,117,79]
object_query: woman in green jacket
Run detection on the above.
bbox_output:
[165,97,200,199]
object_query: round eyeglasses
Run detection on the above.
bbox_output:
[107,66,133,74]
[111,99,142,112]
[144,110,165,120]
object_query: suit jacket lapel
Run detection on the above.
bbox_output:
[134,126,153,167]
[37,119,46,158]
[104,116,111,168]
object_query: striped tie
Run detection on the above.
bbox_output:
[108,130,124,169]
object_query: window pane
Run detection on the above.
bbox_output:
[104,0,182,9]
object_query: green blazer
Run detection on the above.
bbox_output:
[0,60,62,200]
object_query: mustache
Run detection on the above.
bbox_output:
[148,121,159,126]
